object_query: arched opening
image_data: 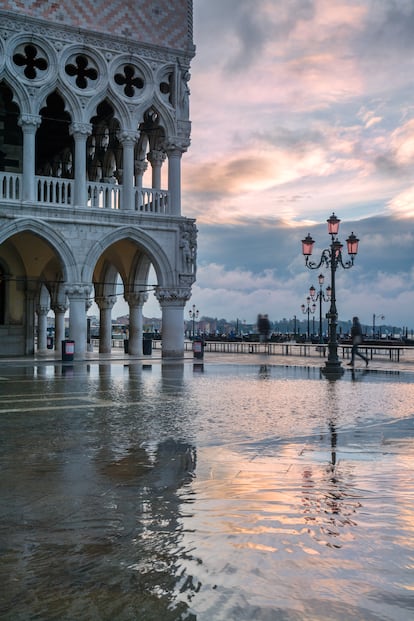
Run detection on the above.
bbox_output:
[137,107,167,190]
[37,91,73,177]
[0,229,67,355]
[88,100,121,183]
[89,237,161,353]
[0,82,22,173]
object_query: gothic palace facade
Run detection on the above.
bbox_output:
[0,0,197,358]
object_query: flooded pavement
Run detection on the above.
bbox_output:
[1,359,414,620]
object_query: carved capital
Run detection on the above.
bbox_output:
[134,159,148,176]
[70,122,93,137]
[155,287,191,306]
[18,114,41,129]
[147,149,166,166]
[162,137,190,155]
[95,296,116,310]
[124,292,148,307]
[51,303,68,314]
[36,305,49,316]
[117,129,139,145]
[66,283,92,299]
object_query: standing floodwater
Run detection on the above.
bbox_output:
[1,360,414,621]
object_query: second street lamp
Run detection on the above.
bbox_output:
[301,213,359,377]
[301,296,316,341]
[189,304,199,340]
[309,273,332,344]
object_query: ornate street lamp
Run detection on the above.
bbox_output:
[301,296,316,341]
[309,273,332,344]
[301,213,359,376]
[189,304,199,340]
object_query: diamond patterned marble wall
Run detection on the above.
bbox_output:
[0,0,193,51]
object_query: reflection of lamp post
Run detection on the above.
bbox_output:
[372,313,384,339]
[302,213,359,376]
[189,304,199,339]
[301,297,316,341]
[309,274,332,344]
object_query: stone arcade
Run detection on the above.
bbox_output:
[0,0,197,358]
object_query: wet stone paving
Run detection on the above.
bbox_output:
[1,358,414,620]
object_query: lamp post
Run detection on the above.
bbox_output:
[309,273,332,344]
[301,213,359,376]
[189,304,199,339]
[301,297,316,341]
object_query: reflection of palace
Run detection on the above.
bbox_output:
[301,421,361,547]
[99,438,198,615]
[0,1,197,359]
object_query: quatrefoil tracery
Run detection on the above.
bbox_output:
[65,55,98,89]
[114,65,144,97]
[13,44,48,79]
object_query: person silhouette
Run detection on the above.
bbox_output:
[347,316,368,367]
[257,314,271,343]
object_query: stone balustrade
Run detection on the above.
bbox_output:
[0,172,170,214]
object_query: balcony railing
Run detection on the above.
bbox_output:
[38,176,74,205]
[87,181,120,209]
[135,188,169,214]
[0,172,170,214]
[1,172,21,200]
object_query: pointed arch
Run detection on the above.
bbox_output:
[82,226,174,287]
[0,218,79,282]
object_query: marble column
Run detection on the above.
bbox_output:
[18,114,41,202]
[118,129,138,211]
[66,284,91,359]
[134,159,148,209]
[164,139,188,216]
[125,292,148,355]
[155,287,191,358]
[147,149,166,190]
[96,296,115,353]
[36,304,49,351]
[70,122,92,207]
[51,303,68,352]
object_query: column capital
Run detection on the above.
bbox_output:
[117,129,139,145]
[36,305,49,315]
[155,287,191,307]
[124,292,148,307]
[134,159,148,176]
[70,122,92,137]
[51,303,68,314]
[147,149,167,165]
[162,137,190,155]
[66,283,92,299]
[18,114,41,130]
[95,295,116,310]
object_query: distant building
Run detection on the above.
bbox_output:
[0,0,197,357]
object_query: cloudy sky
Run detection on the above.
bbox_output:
[125,0,414,332]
